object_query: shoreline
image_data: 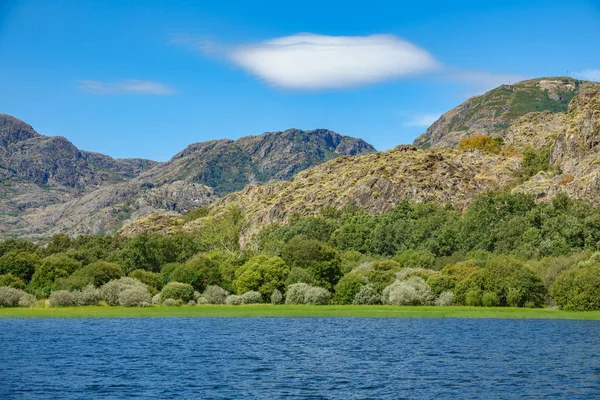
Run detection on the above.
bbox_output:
[1,305,599,320]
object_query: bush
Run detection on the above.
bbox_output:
[271,289,283,304]
[225,295,244,305]
[0,287,24,307]
[465,288,483,306]
[241,291,262,304]
[482,291,499,307]
[119,286,152,307]
[459,135,501,154]
[396,268,438,281]
[234,255,289,299]
[187,300,196,306]
[100,277,147,306]
[333,272,367,305]
[550,264,600,310]
[73,285,101,306]
[49,290,75,307]
[163,298,178,307]
[427,275,455,296]
[128,269,163,291]
[160,282,195,304]
[18,292,36,307]
[353,285,380,305]
[382,277,435,306]
[435,291,454,306]
[304,287,331,305]
[152,294,161,305]
[285,283,331,305]
[202,285,228,304]
[285,283,311,305]
[196,296,209,305]
[0,274,25,289]
[281,238,342,291]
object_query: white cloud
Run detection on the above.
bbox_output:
[225,33,440,90]
[78,80,175,95]
[574,69,600,82]
[404,113,441,127]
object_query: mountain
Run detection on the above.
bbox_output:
[119,79,600,246]
[413,77,600,149]
[0,117,374,240]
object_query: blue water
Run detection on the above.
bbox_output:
[0,318,599,399]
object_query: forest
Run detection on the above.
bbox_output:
[1,190,600,311]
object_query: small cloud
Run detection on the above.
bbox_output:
[574,69,600,82]
[169,33,221,57]
[404,113,441,127]
[78,80,175,95]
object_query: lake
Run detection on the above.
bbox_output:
[1,318,599,398]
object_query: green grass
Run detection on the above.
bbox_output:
[1,305,599,319]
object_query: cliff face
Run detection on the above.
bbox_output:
[0,116,375,240]
[413,78,600,149]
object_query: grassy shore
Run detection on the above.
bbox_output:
[0,305,599,319]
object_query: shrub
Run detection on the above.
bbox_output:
[550,264,600,310]
[163,298,177,306]
[202,285,228,304]
[99,277,147,305]
[382,277,435,306]
[333,272,367,305]
[0,274,25,289]
[18,292,37,307]
[196,296,209,305]
[435,291,454,306]
[285,283,311,305]
[73,285,101,306]
[49,290,75,307]
[160,282,195,304]
[459,135,501,154]
[241,291,262,304]
[304,287,331,305]
[152,294,161,305]
[281,238,342,291]
[0,287,24,307]
[465,288,483,306]
[234,255,289,299]
[366,269,396,294]
[482,291,499,307]
[427,275,455,296]
[353,285,381,305]
[371,259,401,271]
[396,268,438,281]
[128,269,163,291]
[226,295,244,305]
[119,286,152,307]
[271,289,283,304]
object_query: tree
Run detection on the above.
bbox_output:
[168,255,220,292]
[0,251,40,282]
[234,255,289,299]
[29,254,82,296]
[281,238,342,291]
[550,264,600,310]
[333,272,367,304]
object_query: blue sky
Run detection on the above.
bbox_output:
[0,0,599,161]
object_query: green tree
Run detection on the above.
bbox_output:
[169,255,220,291]
[550,264,600,310]
[282,237,342,291]
[234,255,289,299]
[0,251,40,282]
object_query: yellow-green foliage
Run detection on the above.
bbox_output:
[459,135,501,154]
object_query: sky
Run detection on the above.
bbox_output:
[0,0,599,161]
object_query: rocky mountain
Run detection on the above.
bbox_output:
[413,78,600,149]
[0,117,375,240]
[120,79,600,247]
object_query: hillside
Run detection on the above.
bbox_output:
[0,118,374,239]
[120,79,600,245]
[413,77,600,149]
